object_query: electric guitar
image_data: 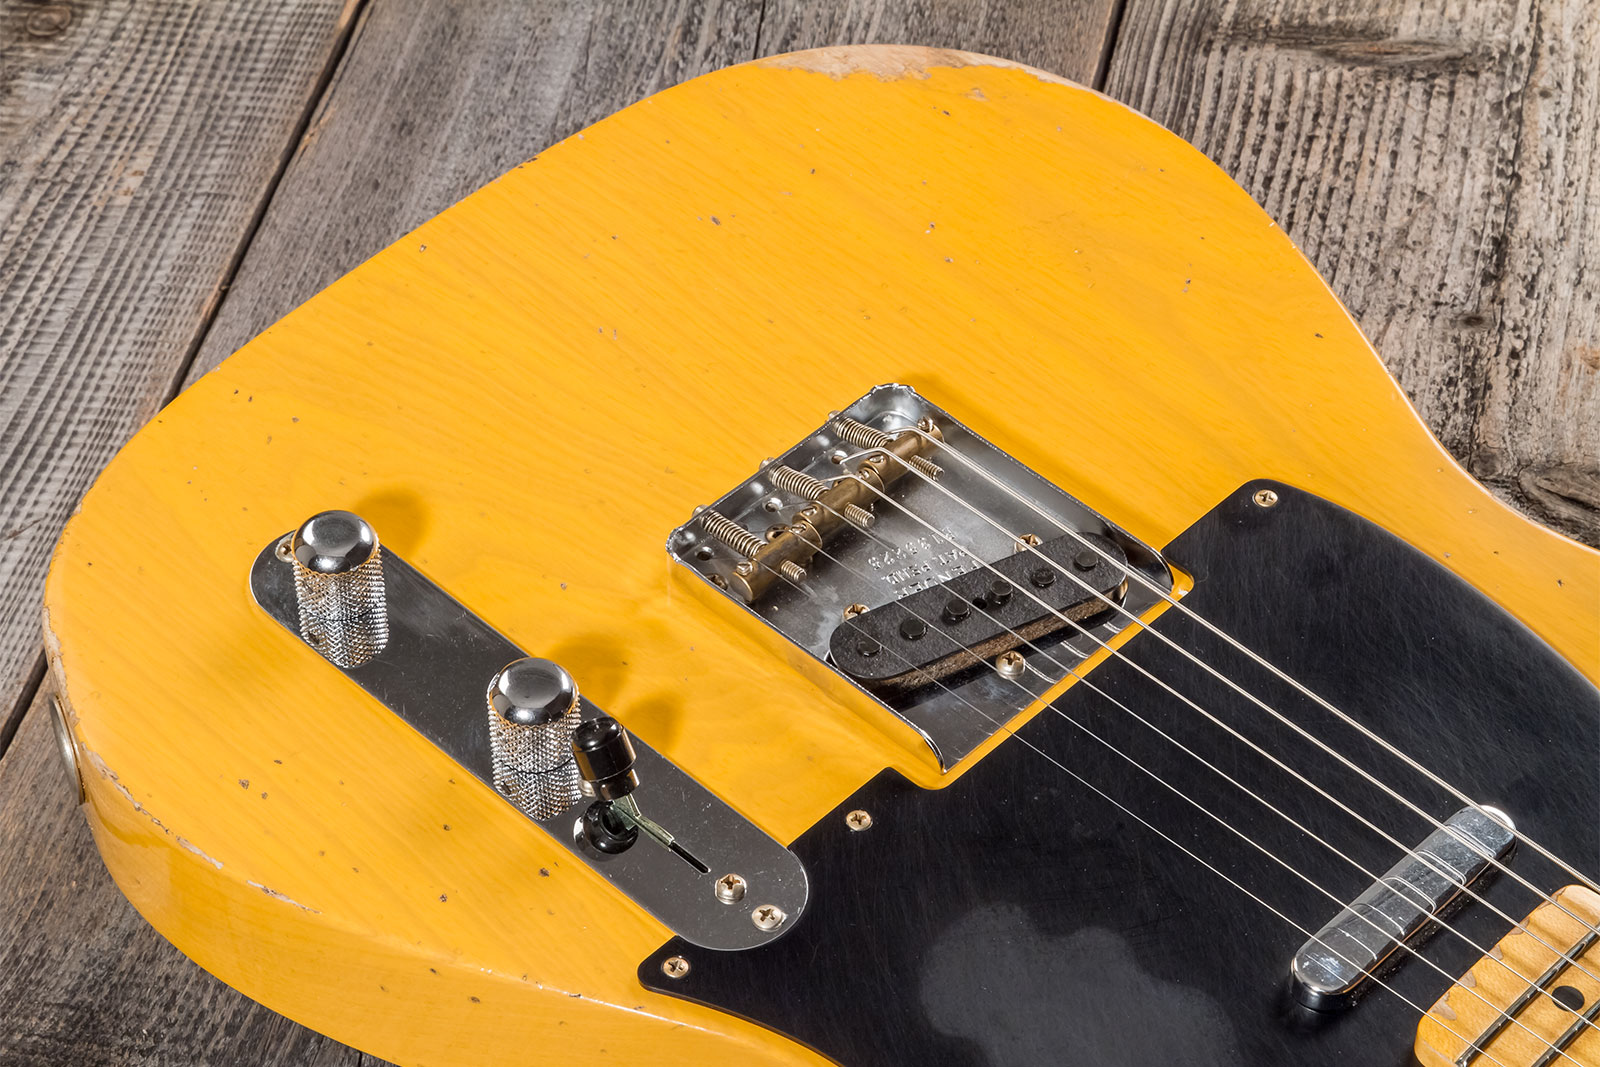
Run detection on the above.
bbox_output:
[43,46,1600,1067]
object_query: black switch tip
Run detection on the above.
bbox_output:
[571,716,639,801]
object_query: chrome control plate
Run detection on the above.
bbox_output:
[250,540,808,951]
[668,383,1175,770]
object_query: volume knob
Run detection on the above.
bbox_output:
[288,511,388,668]
[487,657,583,819]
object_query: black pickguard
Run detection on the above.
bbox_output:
[641,483,1600,1066]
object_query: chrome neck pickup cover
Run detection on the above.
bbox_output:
[667,384,1175,770]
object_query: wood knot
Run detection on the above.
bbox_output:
[25,4,72,38]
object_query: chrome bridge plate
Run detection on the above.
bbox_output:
[667,383,1174,770]
[250,540,808,951]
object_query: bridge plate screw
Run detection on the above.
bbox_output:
[1254,488,1280,508]
[845,809,873,832]
[661,956,691,979]
[714,873,747,904]
[995,650,1026,680]
[752,904,787,932]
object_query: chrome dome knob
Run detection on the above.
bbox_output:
[286,510,388,668]
[487,657,583,819]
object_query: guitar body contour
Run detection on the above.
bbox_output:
[43,46,1600,1067]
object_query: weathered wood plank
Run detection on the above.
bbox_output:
[1103,0,1600,544]
[758,0,1123,86]
[0,0,362,739]
[0,687,370,1066]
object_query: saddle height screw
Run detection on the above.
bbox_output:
[1254,488,1280,508]
[752,904,788,932]
[714,873,748,905]
[661,956,691,979]
[486,657,583,820]
[286,510,388,668]
[845,809,873,832]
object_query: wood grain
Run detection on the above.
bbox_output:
[1104,0,1600,545]
[1414,885,1600,1066]
[185,0,766,381]
[0,0,361,737]
[757,0,1123,88]
[186,0,1122,383]
[0,687,372,1066]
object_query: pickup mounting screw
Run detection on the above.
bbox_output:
[714,873,747,904]
[842,603,869,621]
[661,956,691,979]
[1014,533,1042,552]
[995,650,1026,680]
[1254,488,1280,508]
[752,904,787,932]
[845,809,873,831]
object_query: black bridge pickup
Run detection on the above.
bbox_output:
[828,533,1128,694]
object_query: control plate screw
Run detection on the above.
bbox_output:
[1254,488,1280,508]
[714,873,747,904]
[661,956,691,979]
[752,904,787,932]
[845,809,873,831]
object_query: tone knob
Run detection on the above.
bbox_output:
[287,510,388,668]
[486,657,583,820]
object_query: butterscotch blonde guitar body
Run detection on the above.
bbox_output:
[43,46,1599,1067]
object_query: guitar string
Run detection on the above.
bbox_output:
[881,426,1600,944]
[828,448,1600,982]
[775,486,1600,1033]
[747,528,1572,1067]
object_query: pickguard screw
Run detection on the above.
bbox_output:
[1254,488,1280,508]
[995,650,1026,679]
[845,809,873,831]
[752,904,787,931]
[661,956,691,979]
[714,873,747,904]
[842,603,870,620]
